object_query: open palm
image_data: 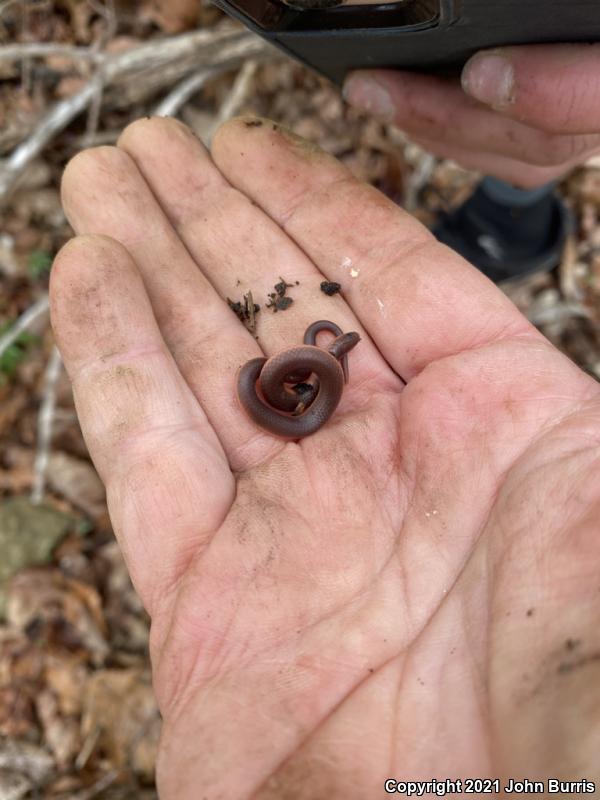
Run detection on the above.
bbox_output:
[51,117,600,799]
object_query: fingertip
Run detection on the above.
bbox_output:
[210,114,250,159]
[461,50,516,110]
[50,234,109,353]
[341,72,395,121]
[50,234,138,333]
[118,114,201,154]
[341,70,366,104]
[211,115,335,185]
[60,145,137,228]
[211,115,278,158]
[52,232,128,281]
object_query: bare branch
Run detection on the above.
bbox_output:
[0,0,20,15]
[85,0,117,149]
[154,63,232,118]
[0,28,275,201]
[31,344,63,505]
[404,149,436,212]
[107,27,273,104]
[72,769,120,800]
[0,293,49,359]
[19,2,33,95]
[155,38,274,119]
[211,58,258,133]
[75,726,100,772]
[73,129,121,147]
[0,76,102,199]
[0,42,104,62]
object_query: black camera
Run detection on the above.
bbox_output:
[211,0,600,84]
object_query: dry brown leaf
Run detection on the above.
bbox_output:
[81,669,160,780]
[53,0,96,43]
[0,628,44,689]
[46,452,106,520]
[0,468,33,494]
[14,189,64,227]
[45,773,83,796]
[6,569,108,666]
[44,652,89,717]
[104,36,143,55]
[35,689,81,769]
[0,628,44,737]
[0,739,53,784]
[141,0,200,33]
[0,235,21,278]
[575,167,600,205]
[0,628,88,741]
[0,392,28,440]
[0,499,74,618]
[0,769,32,800]
[12,160,53,193]
[1,447,32,473]
[54,76,88,99]
[98,541,149,655]
[0,687,36,739]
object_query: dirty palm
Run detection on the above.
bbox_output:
[51,116,600,797]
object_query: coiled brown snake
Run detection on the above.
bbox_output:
[237,320,360,438]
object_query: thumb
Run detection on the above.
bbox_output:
[461,44,600,134]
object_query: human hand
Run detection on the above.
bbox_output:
[344,44,600,188]
[51,116,600,799]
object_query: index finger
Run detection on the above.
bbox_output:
[211,117,534,380]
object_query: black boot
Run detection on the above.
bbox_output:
[432,178,572,283]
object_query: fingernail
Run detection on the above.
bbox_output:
[343,75,395,121]
[462,52,515,109]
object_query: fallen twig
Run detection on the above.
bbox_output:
[0,42,105,62]
[83,0,116,146]
[559,234,585,303]
[0,0,22,18]
[72,769,121,800]
[404,149,436,212]
[83,65,107,147]
[527,300,591,326]
[154,63,233,117]
[0,27,274,201]
[209,58,259,140]
[0,292,50,359]
[0,76,102,199]
[31,344,63,505]
[75,726,101,772]
[20,2,33,95]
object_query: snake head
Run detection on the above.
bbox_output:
[291,381,318,415]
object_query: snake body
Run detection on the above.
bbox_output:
[237,320,360,438]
